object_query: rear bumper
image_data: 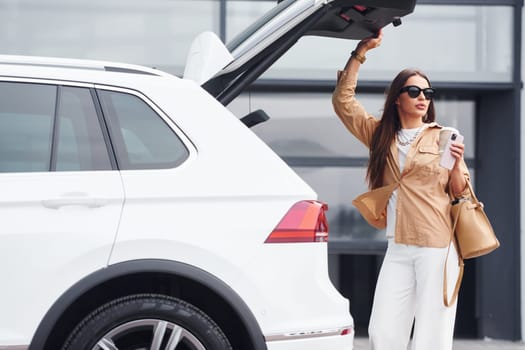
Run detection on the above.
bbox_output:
[266,327,354,349]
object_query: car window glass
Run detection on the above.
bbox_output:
[226,0,296,53]
[55,87,112,171]
[0,82,55,172]
[98,90,189,170]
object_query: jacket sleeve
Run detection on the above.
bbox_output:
[332,69,379,148]
[449,158,471,198]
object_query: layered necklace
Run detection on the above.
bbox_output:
[397,125,424,146]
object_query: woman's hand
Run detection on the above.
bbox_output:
[450,142,465,169]
[341,29,383,74]
[450,141,467,195]
[356,29,383,55]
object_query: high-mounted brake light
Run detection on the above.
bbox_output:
[265,200,329,243]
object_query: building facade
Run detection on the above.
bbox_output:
[0,0,522,341]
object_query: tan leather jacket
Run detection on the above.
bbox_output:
[332,70,470,248]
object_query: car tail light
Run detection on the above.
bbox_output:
[340,327,353,336]
[264,200,329,243]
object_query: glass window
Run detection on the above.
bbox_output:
[234,92,374,158]
[242,4,512,83]
[0,0,220,76]
[98,90,189,170]
[226,1,274,43]
[55,87,112,171]
[230,92,475,159]
[0,82,56,172]
[227,0,297,53]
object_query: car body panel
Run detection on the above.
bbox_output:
[0,62,352,348]
[104,76,349,335]
[266,333,353,350]
[0,170,124,345]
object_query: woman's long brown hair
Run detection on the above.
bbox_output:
[366,69,436,189]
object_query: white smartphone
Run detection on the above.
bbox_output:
[439,132,464,170]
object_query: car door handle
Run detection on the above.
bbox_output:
[42,193,109,209]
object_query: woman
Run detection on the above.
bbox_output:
[332,30,470,350]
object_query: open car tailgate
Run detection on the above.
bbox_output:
[185,0,417,105]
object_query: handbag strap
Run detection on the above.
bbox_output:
[464,180,484,210]
[443,198,466,307]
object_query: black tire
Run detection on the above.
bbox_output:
[62,294,233,350]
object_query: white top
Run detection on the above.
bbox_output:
[386,125,426,238]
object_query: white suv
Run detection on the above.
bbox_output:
[0,1,415,349]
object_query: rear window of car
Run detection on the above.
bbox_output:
[97,89,189,170]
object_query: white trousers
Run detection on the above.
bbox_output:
[368,239,460,350]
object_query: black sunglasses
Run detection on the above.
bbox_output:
[399,85,436,100]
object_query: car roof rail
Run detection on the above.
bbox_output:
[0,55,170,77]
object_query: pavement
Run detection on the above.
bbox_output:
[354,337,525,349]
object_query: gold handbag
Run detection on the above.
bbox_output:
[451,181,500,259]
[443,180,500,306]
